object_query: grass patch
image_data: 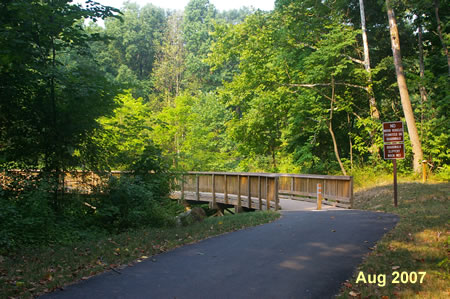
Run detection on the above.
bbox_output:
[0,210,279,298]
[338,182,450,298]
[350,167,422,192]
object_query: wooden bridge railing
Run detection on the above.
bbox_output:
[2,170,353,209]
[173,172,353,210]
[0,170,122,194]
[277,174,353,208]
[172,172,280,211]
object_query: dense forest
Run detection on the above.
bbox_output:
[0,0,448,249]
[1,0,448,175]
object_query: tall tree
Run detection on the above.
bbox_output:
[153,11,185,106]
[359,0,380,120]
[0,0,119,171]
[100,2,166,98]
[94,92,155,170]
[210,1,369,173]
[386,0,424,172]
[182,0,218,90]
[433,0,450,75]
[417,17,428,139]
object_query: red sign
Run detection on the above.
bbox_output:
[383,121,404,143]
[384,143,405,159]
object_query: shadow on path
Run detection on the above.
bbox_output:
[42,210,398,299]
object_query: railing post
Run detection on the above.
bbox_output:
[323,179,326,202]
[275,176,279,211]
[181,174,185,200]
[290,176,294,200]
[265,177,269,210]
[212,173,216,207]
[306,178,310,196]
[350,176,354,209]
[248,175,251,209]
[258,176,262,210]
[224,174,228,204]
[237,174,241,209]
[335,179,338,201]
[196,174,200,201]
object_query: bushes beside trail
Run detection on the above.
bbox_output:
[0,172,183,254]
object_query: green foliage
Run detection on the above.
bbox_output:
[152,12,185,106]
[1,0,449,255]
[94,92,154,170]
[182,0,221,90]
[0,180,67,251]
[434,164,450,181]
[217,7,254,24]
[96,176,179,231]
[206,0,448,174]
[97,2,166,99]
[209,4,369,173]
[152,92,236,170]
[0,168,179,251]
[0,0,119,171]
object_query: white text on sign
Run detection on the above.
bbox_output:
[384,143,405,159]
[383,121,404,143]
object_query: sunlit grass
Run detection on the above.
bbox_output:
[0,211,280,298]
[338,182,450,298]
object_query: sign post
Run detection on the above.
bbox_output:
[393,159,398,207]
[383,121,405,207]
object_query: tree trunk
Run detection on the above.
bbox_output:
[434,0,450,75]
[417,21,428,140]
[386,0,424,172]
[359,0,380,120]
[347,113,353,170]
[329,77,347,176]
[359,0,381,161]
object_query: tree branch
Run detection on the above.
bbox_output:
[296,42,364,65]
[346,55,364,65]
[287,82,368,91]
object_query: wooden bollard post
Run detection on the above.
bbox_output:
[317,183,322,210]
[422,160,427,183]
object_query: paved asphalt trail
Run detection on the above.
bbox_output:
[42,210,398,299]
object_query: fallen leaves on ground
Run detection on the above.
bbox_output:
[342,282,352,288]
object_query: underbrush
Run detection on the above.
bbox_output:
[349,167,418,191]
[0,173,183,254]
[349,165,449,191]
[338,182,450,298]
